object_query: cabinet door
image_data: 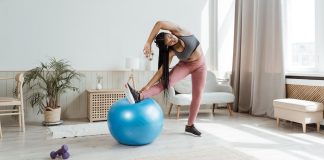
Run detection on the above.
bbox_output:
[88,91,125,122]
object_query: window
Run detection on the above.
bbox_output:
[215,0,235,78]
[205,0,234,79]
[217,0,235,77]
[284,0,324,74]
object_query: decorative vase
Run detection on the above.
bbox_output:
[145,60,152,71]
[96,83,102,90]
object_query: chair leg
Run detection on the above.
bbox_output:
[21,104,25,132]
[18,105,22,130]
[227,103,233,116]
[176,105,181,120]
[276,118,280,127]
[317,122,320,132]
[212,104,216,114]
[302,123,306,133]
[0,121,2,138]
[168,104,173,117]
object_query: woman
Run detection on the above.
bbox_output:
[125,21,207,136]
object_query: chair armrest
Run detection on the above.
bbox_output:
[168,87,176,98]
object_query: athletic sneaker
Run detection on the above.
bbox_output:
[124,83,141,104]
[124,83,135,104]
[185,124,202,136]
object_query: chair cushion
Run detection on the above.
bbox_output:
[201,92,235,104]
[169,92,235,105]
[273,98,324,112]
[169,70,235,106]
[173,76,192,94]
[169,94,192,105]
[173,71,232,93]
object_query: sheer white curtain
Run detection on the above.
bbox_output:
[231,0,285,117]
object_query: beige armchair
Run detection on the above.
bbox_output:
[0,73,25,132]
[168,70,235,119]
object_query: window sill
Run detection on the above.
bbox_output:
[285,72,324,80]
[285,72,324,77]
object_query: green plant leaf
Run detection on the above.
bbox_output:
[23,58,83,114]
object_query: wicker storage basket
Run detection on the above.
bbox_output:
[87,89,125,122]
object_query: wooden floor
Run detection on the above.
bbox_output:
[1,110,324,160]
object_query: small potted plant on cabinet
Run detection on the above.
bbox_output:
[24,58,81,125]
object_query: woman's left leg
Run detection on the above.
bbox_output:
[187,63,207,125]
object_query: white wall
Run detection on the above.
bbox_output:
[0,0,210,71]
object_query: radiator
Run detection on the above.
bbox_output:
[286,78,324,125]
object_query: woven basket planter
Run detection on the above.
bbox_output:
[44,107,61,123]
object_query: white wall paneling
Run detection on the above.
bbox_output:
[0,71,163,123]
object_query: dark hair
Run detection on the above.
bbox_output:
[154,32,169,95]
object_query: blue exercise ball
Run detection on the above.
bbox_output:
[107,98,164,146]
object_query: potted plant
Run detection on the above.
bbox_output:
[24,58,81,124]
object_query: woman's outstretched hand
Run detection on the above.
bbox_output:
[143,43,152,58]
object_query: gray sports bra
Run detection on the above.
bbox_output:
[172,35,200,60]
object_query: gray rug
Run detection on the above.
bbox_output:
[47,122,109,139]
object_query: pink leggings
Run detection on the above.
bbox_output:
[142,56,207,125]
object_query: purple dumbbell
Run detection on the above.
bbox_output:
[50,144,70,159]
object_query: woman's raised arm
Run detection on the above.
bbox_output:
[143,21,190,56]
